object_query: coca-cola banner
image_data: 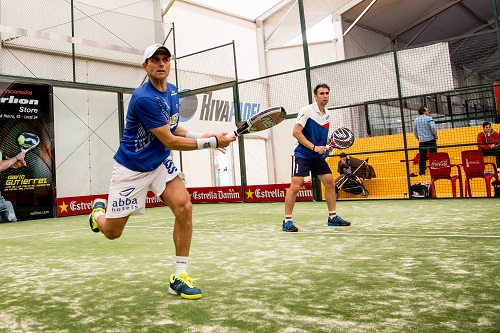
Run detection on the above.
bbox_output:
[244,183,313,203]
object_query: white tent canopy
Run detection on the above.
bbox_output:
[165,0,499,57]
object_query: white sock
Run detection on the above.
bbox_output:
[93,211,105,220]
[175,256,189,277]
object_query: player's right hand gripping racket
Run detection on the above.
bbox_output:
[323,127,354,157]
[227,106,286,138]
[17,132,40,153]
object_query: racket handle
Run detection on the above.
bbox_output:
[322,146,336,158]
[227,131,237,138]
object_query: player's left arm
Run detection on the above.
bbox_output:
[152,125,233,151]
[292,124,327,154]
[429,119,438,139]
[173,126,230,153]
[173,126,216,139]
[152,125,204,151]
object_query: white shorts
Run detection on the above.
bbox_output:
[106,159,181,218]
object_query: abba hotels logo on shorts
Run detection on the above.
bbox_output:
[111,188,139,212]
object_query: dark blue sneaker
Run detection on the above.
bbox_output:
[169,272,202,300]
[328,215,351,226]
[282,220,298,232]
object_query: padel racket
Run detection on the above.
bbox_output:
[328,127,354,149]
[228,106,286,138]
[322,127,354,157]
[17,132,40,153]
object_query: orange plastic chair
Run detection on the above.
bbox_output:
[427,152,463,198]
[460,150,499,197]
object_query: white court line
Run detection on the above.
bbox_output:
[112,226,500,239]
[2,226,499,240]
[2,200,498,240]
[0,228,86,240]
[316,232,500,238]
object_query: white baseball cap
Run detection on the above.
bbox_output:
[143,44,171,63]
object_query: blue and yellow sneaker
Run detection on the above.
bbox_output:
[88,199,106,233]
[282,220,298,232]
[169,272,202,300]
[328,215,351,226]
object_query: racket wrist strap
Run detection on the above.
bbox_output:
[186,131,203,139]
[196,137,218,149]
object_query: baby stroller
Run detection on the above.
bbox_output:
[335,157,373,199]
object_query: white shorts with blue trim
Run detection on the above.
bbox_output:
[106,159,180,218]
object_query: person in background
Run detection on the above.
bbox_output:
[282,83,351,232]
[477,121,500,172]
[87,44,236,300]
[0,149,26,222]
[337,152,351,175]
[413,106,438,176]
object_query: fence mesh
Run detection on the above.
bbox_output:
[0,0,169,88]
[238,70,308,119]
[175,43,236,92]
[261,30,500,200]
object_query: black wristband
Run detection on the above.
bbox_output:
[215,136,219,148]
[312,145,315,151]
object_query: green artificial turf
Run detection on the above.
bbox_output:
[0,199,499,332]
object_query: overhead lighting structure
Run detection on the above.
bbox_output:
[343,0,377,37]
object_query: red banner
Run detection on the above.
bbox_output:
[57,183,313,216]
[188,186,242,203]
[495,82,500,115]
[244,183,313,203]
[57,192,165,217]
[57,195,107,217]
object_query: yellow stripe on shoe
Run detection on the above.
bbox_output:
[169,272,202,300]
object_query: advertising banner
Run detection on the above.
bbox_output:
[0,82,54,222]
[57,192,166,217]
[56,184,313,217]
[244,183,313,203]
[188,186,242,203]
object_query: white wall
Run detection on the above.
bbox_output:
[54,87,120,197]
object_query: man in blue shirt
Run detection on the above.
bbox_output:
[88,44,236,299]
[413,106,438,176]
[282,83,350,232]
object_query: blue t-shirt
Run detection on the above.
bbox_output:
[114,80,179,172]
[293,103,330,159]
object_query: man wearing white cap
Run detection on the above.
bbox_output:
[88,44,235,299]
